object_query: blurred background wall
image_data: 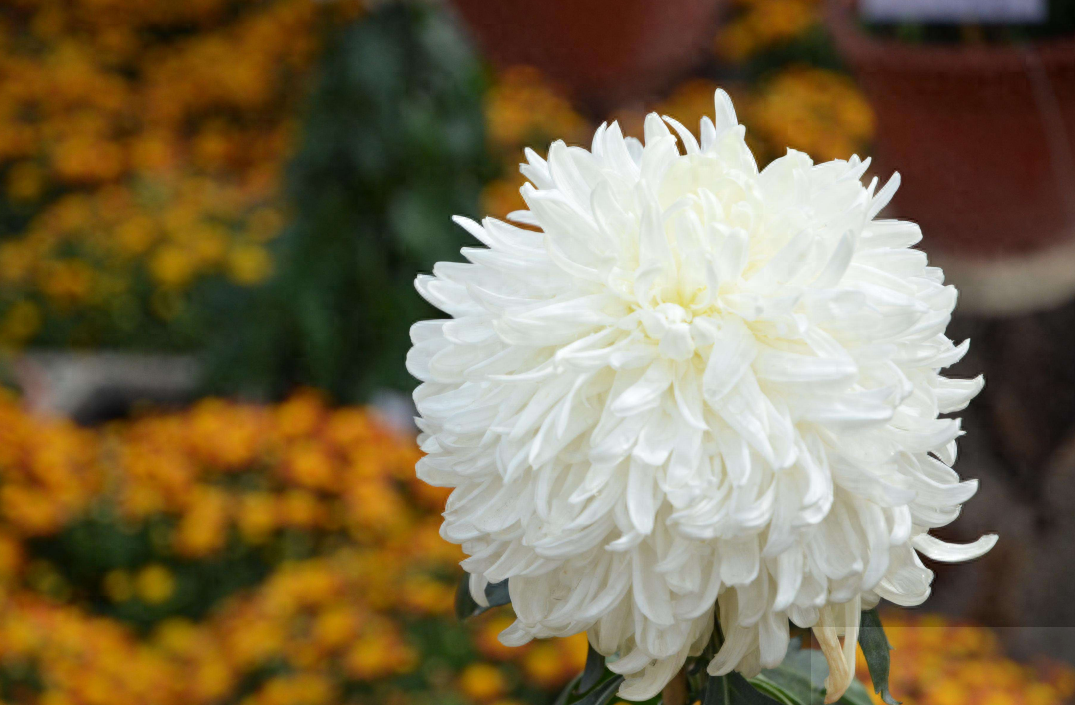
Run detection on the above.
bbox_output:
[0,1,1074,704]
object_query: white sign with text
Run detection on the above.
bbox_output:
[860,0,1047,23]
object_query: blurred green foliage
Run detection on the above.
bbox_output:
[205,2,492,402]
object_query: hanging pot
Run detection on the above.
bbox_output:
[449,0,726,114]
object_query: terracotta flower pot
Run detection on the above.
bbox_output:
[827,0,1075,258]
[449,0,725,114]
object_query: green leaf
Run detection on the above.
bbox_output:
[554,647,615,705]
[201,1,492,404]
[575,675,625,705]
[749,675,802,705]
[858,610,899,705]
[758,645,830,705]
[705,673,788,705]
[752,640,825,705]
[484,579,510,607]
[840,680,877,705]
[453,573,484,620]
[756,636,881,705]
[756,639,873,705]
[455,575,511,620]
[704,673,730,705]
[778,640,828,680]
[579,644,607,693]
[733,672,788,705]
[554,674,584,705]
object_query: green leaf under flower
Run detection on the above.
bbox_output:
[580,644,608,692]
[485,579,511,607]
[705,672,787,705]
[454,574,512,620]
[858,609,900,705]
[454,573,482,620]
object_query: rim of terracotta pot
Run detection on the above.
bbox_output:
[826,0,1075,74]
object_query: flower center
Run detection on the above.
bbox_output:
[638,302,697,362]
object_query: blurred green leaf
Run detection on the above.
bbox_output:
[705,672,785,705]
[203,2,493,403]
[454,572,483,620]
[579,644,606,693]
[484,579,510,608]
[858,609,899,705]
[842,681,877,705]
[554,674,584,705]
[575,675,624,705]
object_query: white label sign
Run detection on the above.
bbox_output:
[861,0,1047,23]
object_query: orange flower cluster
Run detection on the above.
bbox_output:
[472,612,590,693]
[480,67,590,220]
[715,0,821,62]
[0,392,101,541]
[0,392,589,705]
[0,593,181,705]
[857,614,1075,705]
[109,391,434,554]
[744,66,875,164]
[155,552,422,705]
[0,0,361,347]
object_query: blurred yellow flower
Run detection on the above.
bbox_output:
[485,66,586,150]
[521,642,569,690]
[135,564,176,605]
[246,673,336,705]
[0,0,346,348]
[283,442,337,492]
[192,658,235,702]
[458,663,509,702]
[38,259,95,306]
[149,244,198,289]
[715,0,819,62]
[275,391,325,438]
[0,242,36,286]
[475,613,520,662]
[311,605,359,651]
[745,66,875,164]
[189,223,229,267]
[399,573,454,616]
[52,134,126,184]
[103,569,134,603]
[0,300,42,345]
[0,531,24,580]
[6,160,46,202]
[247,207,285,242]
[174,486,229,557]
[238,492,277,544]
[343,634,416,681]
[278,489,324,530]
[480,173,528,221]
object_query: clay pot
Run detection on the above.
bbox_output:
[827,0,1075,257]
[449,0,725,114]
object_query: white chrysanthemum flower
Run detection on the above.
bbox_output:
[409,90,996,702]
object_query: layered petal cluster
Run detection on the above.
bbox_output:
[409,91,995,702]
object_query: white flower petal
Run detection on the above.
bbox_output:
[912,533,998,562]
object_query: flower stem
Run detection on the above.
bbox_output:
[662,666,689,705]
